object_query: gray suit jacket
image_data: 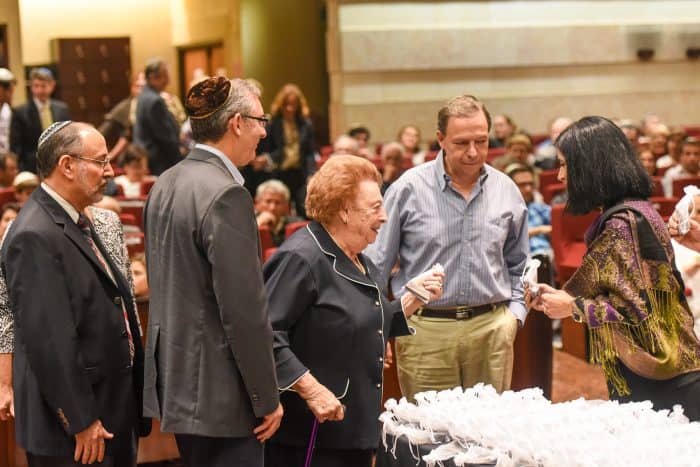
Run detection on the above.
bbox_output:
[143,147,279,437]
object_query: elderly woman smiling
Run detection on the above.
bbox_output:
[263,155,444,467]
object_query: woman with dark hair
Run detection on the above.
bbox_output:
[529,116,700,420]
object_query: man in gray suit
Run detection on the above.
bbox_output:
[144,77,282,467]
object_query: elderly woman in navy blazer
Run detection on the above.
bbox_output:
[263,155,445,467]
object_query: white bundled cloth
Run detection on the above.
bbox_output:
[675,185,700,235]
[405,263,445,303]
[380,384,700,467]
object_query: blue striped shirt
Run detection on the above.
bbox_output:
[364,151,530,323]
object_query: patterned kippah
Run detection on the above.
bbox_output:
[185,76,232,120]
[38,120,73,149]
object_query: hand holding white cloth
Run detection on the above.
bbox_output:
[401,263,445,317]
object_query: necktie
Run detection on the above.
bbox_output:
[77,214,134,362]
[39,103,53,130]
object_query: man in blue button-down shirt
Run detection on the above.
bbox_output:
[365,95,529,399]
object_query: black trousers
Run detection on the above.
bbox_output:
[175,433,263,467]
[611,364,700,421]
[26,430,137,467]
[26,445,135,467]
[265,442,373,467]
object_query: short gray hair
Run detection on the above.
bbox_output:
[256,179,290,201]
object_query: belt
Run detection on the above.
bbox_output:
[418,302,503,320]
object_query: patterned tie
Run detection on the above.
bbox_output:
[77,214,134,362]
[39,103,53,130]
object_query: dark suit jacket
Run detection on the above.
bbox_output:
[10,99,70,172]
[263,222,412,450]
[143,147,280,437]
[1,187,147,456]
[133,85,181,176]
[257,115,316,178]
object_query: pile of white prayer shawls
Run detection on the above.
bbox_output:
[379,383,700,467]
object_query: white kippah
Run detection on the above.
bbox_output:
[38,120,73,149]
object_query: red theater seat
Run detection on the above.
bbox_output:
[0,187,15,207]
[538,169,559,193]
[550,205,599,284]
[648,196,679,221]
[285,220,309,239]
[650,176,664,197]
[486,147,506,164]
[264,247,278,263]
[672,176,700,199]
[140,179,156,196]
[258,225,273,261]
[543,183,566,205]
[119,200,145,230]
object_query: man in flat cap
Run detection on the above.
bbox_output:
[10,67,70,173]
[0,68,15,153]
[144,77,282,466]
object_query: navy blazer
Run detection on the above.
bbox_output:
[10,99,70,173]
[2,187,147,456]
[263,222,411,450]
[133,85,181,176]
[257,114,316,178]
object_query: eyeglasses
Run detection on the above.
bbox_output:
[242,114,270,127]
[348,204,384,216]
[68,154,111,170]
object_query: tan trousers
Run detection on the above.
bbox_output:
[395,304,518,400]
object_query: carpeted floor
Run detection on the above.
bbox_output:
[551,348,609,402]
[139,348,610,466]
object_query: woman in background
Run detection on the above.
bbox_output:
[397,124,425,166]
[256,83,316,217]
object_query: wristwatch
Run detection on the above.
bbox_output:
[571,296,586,323]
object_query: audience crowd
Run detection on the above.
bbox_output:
[0,58,700,467]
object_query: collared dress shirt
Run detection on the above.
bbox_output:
[365,151,530,323]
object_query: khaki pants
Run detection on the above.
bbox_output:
[395,304,518,400]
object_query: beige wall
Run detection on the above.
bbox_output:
[19,0,178,91]
[241,0,328,118]
[17,0,244,97]
[170,0,243,82]
[329,1,700,142]
[0,0,25,104]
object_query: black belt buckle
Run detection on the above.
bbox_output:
[454,306,472,320]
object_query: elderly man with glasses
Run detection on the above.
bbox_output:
[2,121,148,466]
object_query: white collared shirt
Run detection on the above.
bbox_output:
[41,182,80,224]
[0,103,10,153]
[33,98,49,112]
